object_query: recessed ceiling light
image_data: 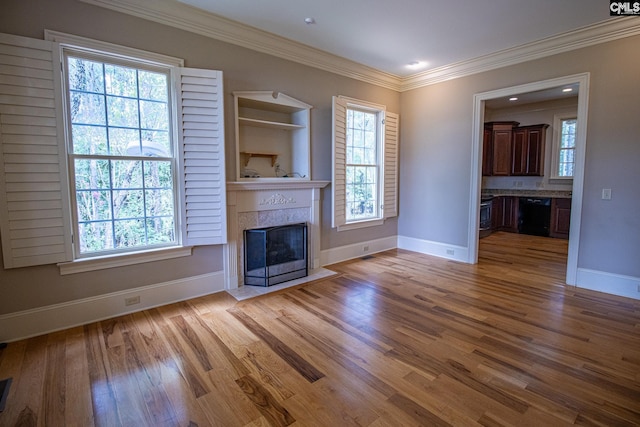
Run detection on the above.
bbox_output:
[406,61,426,70]
[509,97,518,101]
[562,88,573,93]
[304,17,316,24]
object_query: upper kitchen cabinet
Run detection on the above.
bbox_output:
[512,124,549,176]
[482,122,549,177]
[483,121,519,176]
[234,91,311,181]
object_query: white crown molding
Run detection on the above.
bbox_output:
[400,17,640,91]
[78,0,402,91]
[79,0,640,92]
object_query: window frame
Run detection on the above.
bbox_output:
[550,112,577,180]
[332,96,398,232]
[46,31,226,274]
[62,49,180,259]
[344,104,383,224]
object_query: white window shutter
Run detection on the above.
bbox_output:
[176,67,227,246]
[331,96,347,228]
[0,32,72,268]
[383,111,399,219]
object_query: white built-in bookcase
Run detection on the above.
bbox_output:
[233,91,311,181]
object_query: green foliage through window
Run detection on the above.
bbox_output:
[345,108,378,221]
[558,118,576,177]
[66,55,176,255]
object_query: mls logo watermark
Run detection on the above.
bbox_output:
[610,1,640,15]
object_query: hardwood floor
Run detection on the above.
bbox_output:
[1,232,639,426]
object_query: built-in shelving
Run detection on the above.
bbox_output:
[234,91,312,181]
[240,151,278,167]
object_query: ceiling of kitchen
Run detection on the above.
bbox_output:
[177,0,612,77]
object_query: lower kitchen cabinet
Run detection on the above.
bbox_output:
[492,196,518,233]
[550,198,572,239]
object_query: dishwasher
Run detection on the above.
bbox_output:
[518,197,551,236]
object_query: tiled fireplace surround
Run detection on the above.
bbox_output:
[224,181,330,291]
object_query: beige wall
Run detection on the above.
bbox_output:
[400,35,640,279]
[2,0,639,316]
[0,0,399,315]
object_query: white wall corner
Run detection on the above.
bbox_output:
[397,235,469,263]
[576,268,640,300]
[320,236,397,266]
[0,271,226,342]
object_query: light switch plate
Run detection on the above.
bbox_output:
[602,188,612,200]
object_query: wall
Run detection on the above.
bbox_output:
[400,35,640,290]
[0,0,399,320]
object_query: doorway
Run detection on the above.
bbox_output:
[467,73,590,286]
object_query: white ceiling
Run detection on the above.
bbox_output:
[177,0,612,77]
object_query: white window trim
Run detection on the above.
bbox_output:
[58,246,192,275]
[40,31,226,273]
[332,96,398,232]
[550,112,577,180]
[338,219,384,232]
[45,30,184,68]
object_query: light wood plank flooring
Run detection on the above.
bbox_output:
[1,232,639,426]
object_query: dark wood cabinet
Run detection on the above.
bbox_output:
[550,198,571,239]
[492,196,518,232]
[491,122,518,176]
[482,122,519,176]
[511,124,548,176]
[482,126,493,176]
[483,122,548,177]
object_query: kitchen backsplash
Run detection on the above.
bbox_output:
[482,176,572,191]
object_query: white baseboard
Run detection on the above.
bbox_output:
[320,236,397,266]
[0,271,225,343]
[576,268,640,300]
[397,235,469,262]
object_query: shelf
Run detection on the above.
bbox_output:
[234,91,311,181]
[241,151,278,167]
[238,117,305,130]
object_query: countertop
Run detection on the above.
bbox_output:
[481,188,572,198]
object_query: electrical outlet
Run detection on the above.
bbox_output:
[125,296,140,306]
[363,245,370,252]
[446,249,455,256]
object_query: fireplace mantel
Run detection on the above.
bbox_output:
[227,180,330,191]
[224,180,329,289]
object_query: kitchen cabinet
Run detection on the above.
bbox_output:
[550,198,571,239]
[482,122,548,176]
[482,126,493,176]
[492,196,518,232]
[511,124,548,176]
[484,122,519,176]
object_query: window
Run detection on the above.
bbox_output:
[345,107,380,221]
[332,96,398,231]
[0,32,227,270]
[64,53,176,256]
[551,114,577,179]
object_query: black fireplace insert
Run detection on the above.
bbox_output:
[244,223,308,286]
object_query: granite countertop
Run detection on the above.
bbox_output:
[482,188,572,198]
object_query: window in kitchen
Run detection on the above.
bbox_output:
[551,114,577,179]
[332,96,398,231]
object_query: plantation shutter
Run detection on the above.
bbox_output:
[331,96,347,228]
[383,111,399,219]
[176,67,227,246]
[0,32,72,268]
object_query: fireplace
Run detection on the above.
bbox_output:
[244,223,308,286]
